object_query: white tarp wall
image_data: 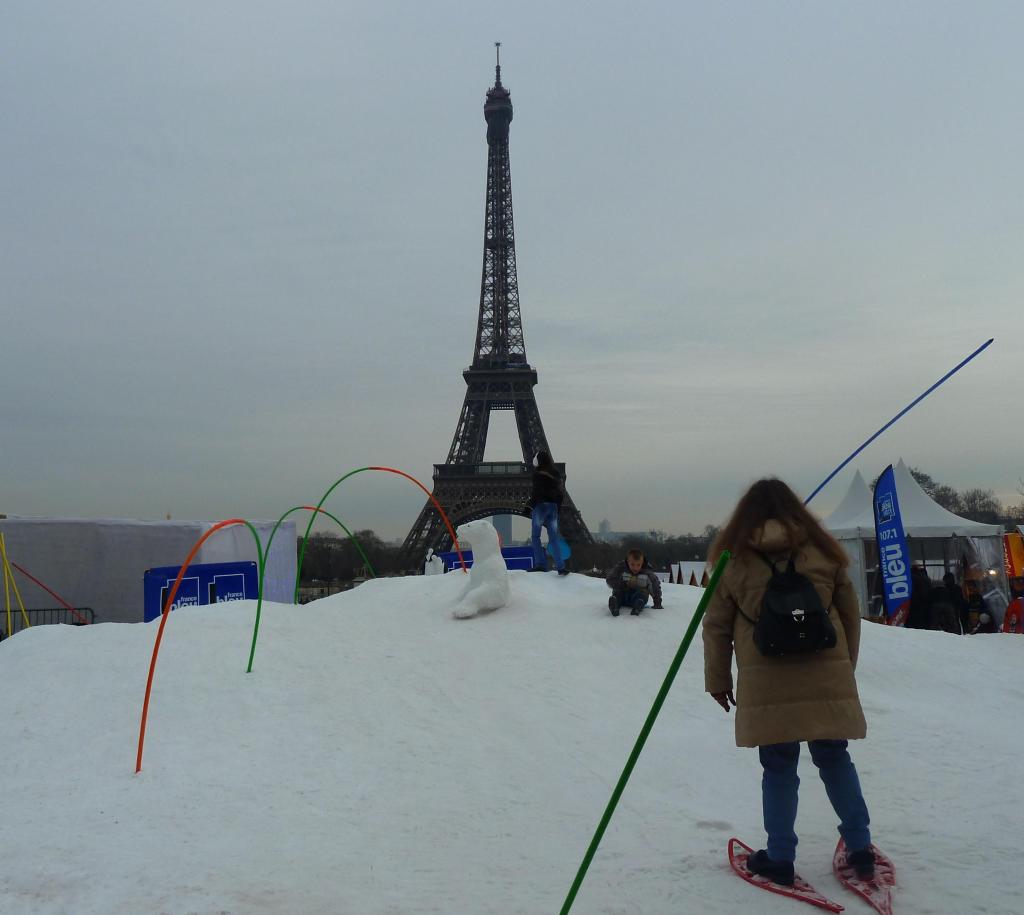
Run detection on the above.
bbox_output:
[0,518,296,626]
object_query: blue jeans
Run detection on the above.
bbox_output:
[620,588,648,611]
[531,502,564,571]
[759,740,871,863]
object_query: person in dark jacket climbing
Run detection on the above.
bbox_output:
[528,451,568,575]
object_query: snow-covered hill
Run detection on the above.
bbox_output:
[1,570,1020,914]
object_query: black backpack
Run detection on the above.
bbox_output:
[740,551,837,656]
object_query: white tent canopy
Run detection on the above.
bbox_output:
[670,561,709,586]
[824,459,1001,539]
[822,460,1004,619]
[822,470,873,533]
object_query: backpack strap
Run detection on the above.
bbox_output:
[752,548,781,573]
[737,550,795,627]
[736,605,757,626]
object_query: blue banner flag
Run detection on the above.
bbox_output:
[873,465,911,625]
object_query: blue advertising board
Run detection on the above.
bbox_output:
[143,561,259,622]
[436,546,535,573]
[873,464,912,626]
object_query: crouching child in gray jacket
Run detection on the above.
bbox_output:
[605,549,663,616]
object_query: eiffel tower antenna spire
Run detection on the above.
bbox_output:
[400,52,592,565]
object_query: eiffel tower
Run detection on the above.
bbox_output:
[401,45,592,562]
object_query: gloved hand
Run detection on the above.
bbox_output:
[621,572,633,585]
[653,600,663,609]
[711,690,736,713]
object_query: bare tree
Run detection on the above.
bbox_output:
[931,484,964,514]
[958,488,1004,524]
[1005,479,1024,525]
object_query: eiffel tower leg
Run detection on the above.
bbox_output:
[446,397,489,465]
[400,498,448,568]
[400,469,592,569]
[513,398,550,462]
[556,498,592,545]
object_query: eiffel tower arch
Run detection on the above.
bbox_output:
[401,46,592,563]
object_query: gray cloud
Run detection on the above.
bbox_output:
[3,1,1022,540]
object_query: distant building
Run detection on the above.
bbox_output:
[593,519,647,544]
[491,514,513,545]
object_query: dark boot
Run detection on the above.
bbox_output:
[629,594,647,615]
[847,847,875,880]
[608,593,622,616]
[745,849,794,886]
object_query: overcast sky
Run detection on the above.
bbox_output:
[3,1,1022,542]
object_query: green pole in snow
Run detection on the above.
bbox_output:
[559,550,731,915]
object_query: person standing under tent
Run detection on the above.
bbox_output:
[941,572,969,635]
[905,565,932,629]
[966,588,998,634]
[1003,577,1024,633]
[926,579,961,634]
[703,478,877,886]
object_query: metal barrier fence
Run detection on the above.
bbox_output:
[0,607,95,639]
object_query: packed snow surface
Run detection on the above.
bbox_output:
[1,570,1021,914]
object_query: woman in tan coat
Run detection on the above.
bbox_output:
[703,478,875,886]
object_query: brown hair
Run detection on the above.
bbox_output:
[708,477,848,567]
[626,548,644,561]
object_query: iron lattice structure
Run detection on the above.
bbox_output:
[401,50,592,563]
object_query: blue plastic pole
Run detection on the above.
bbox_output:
[805,338,994,504]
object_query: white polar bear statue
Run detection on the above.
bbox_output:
[451,519,511,619]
